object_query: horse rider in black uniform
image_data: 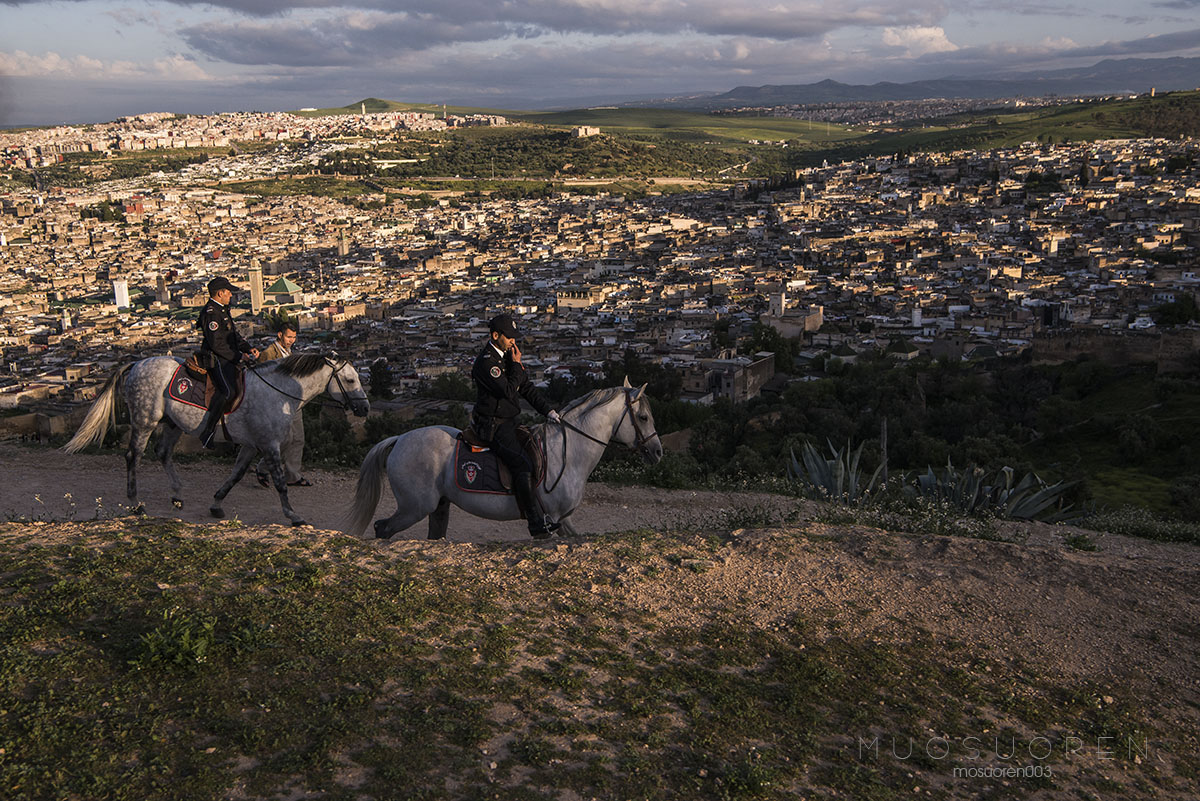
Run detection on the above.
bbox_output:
[472,314,562,538]
[196,276,259,448]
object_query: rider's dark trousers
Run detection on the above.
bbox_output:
[198,357,239,442]
[487,418,546,530]
[489,418,532,476]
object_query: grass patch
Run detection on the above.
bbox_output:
[515,107,866,145]
[814,496,1011,542]
[219,175,379,199]
[1082,506,1200,544]
[1065,533,1100,552]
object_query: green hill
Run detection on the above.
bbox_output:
[803,90,1200,163]
[292,97,520,118]
[286,91,1200,171]
[516,106,865,145]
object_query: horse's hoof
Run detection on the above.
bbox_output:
[171,498,184,509]
[210,506,225,519]
[291,519,307,528]
[373,520,390,540]
[130,503,146,517]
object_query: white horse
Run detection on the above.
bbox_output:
[63,353,369,525]
[344,379,663,540]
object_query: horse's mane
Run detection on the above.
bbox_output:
[271,353,331,378]
[561,387,624,419]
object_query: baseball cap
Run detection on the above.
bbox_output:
[207,276,239,295]
[489,313,520,339]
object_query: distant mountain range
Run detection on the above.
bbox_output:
[635,57,1200,109]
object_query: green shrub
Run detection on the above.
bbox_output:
[1083,506,1200,544]
[910,463,1077,521]
[130,607,217,670]
[788,440,883,506]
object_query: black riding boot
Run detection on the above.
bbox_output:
[197,403,224,449]
[513,472,558,538]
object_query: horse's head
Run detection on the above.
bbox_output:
[327,359,370,417]
[618,376,663,465]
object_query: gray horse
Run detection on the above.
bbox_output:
[63,353,369,525]
[344,379,663,540]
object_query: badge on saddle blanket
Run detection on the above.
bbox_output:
[167,363,245,414]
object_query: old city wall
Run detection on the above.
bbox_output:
[1032,329,1200,372]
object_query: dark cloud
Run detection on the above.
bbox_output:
[905,26,1200,74]
[1064,27,1200,57]
[172,2,948,68]
[180,15,520,67]
[3,0,947,40]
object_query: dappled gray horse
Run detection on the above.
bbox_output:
[63,353,369,525]
[344,379,663,540]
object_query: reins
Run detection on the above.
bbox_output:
[544,389,659,493]
[247,357,357,410]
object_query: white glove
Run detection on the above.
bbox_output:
[547,410,561,423]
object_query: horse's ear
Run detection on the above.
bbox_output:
[633,383,647,401]
[622,375,631,388]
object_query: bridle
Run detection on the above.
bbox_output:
[546,388,660,492]
[619,388,660,456]
[324,358,362,411]
[248,357,361,411]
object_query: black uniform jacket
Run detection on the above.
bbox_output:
[471,342,552,439]
[198,299,253,366]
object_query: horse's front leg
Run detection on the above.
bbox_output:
[261,447,307,527]
[210,444,257,519]
[427,497,451,540]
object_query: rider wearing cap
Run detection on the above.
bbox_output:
[196,276,259,448]
[471,313,562,538]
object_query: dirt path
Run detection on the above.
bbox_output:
[0,443,800,542]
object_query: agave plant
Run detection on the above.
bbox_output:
[910,461,1077,521]
[788,440,884,506]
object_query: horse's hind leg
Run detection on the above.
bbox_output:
[210,445,258,520]
[374,496,437,540]
[155,420,185,508]
[125,425,153,515]
[428,498,450,540]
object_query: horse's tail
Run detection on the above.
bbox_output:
[343,435,400,537]
[61,363,132,453]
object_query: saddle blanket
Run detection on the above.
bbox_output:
[166,363,243,414]
[167,363,208,409]
[453,439,545,495]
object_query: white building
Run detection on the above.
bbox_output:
[112,280,130,310]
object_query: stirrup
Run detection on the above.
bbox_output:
[529,516,560,538]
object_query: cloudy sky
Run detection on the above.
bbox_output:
[2,0,1199,126]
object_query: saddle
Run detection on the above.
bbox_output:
[168,359,246,415]
[454,425,545,495]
